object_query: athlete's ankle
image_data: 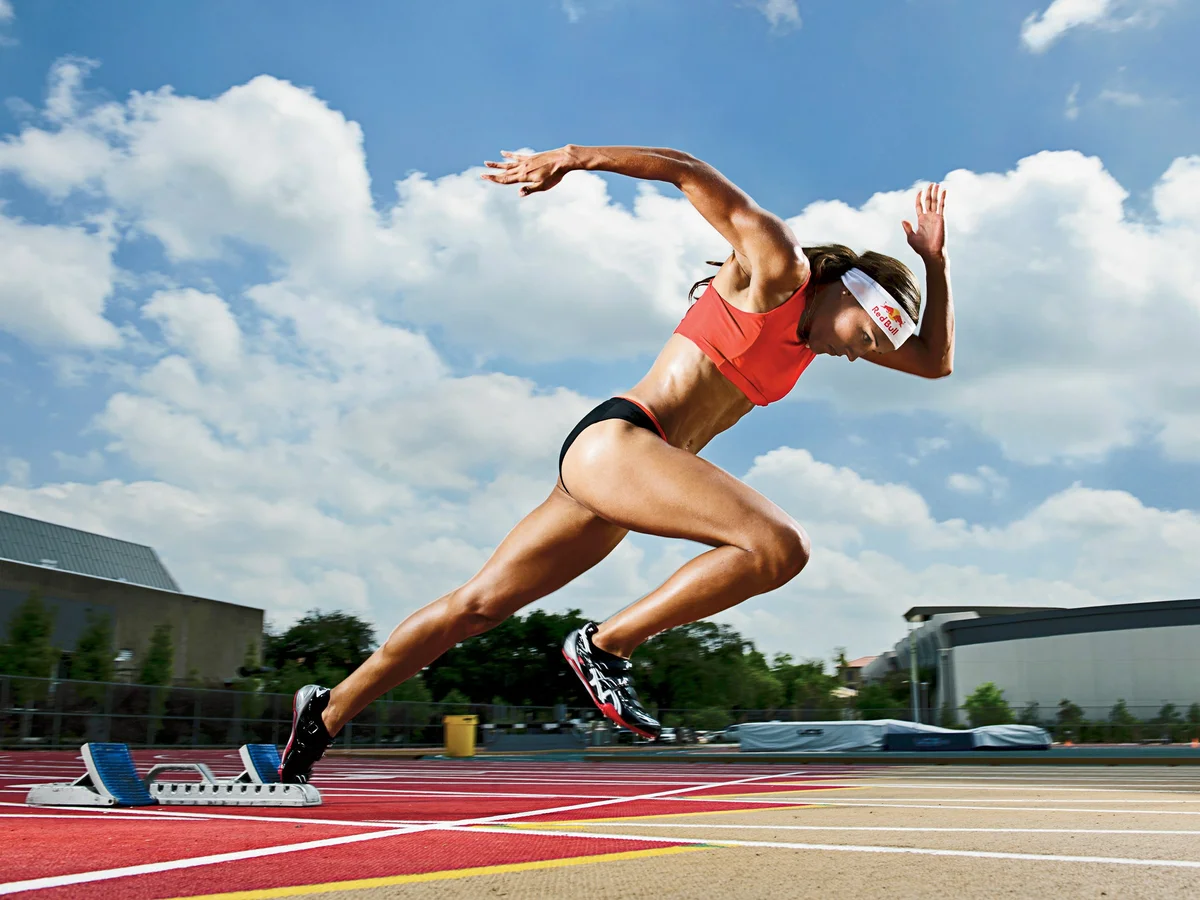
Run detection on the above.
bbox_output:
[320,703,344,738]
[590,626,634,661]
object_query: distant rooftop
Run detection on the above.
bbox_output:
[903,605,1061,623]
[846,656,876,669]
[0,509,181,592]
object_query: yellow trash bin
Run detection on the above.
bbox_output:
[443,715,478,758]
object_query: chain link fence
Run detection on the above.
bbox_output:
[4,675,1200,749]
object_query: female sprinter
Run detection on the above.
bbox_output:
[279,145,953,781]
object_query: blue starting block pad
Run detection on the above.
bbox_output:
[25,743,320,808]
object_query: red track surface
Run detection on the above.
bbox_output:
[0,749,855,898]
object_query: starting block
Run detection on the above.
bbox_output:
[26,743,321,808]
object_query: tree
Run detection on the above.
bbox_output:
[1017,701,1042,726]
[1056,698,1086,742]
[963,682,1013,727]
[138,623,174,686]
[0,589,58,705]
[1107,699,1138,743]
[262,610,377,694]
[68,612,114,684]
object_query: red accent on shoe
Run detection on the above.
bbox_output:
[562,648,658,741]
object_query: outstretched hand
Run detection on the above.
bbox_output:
[903,183,947,262]
[481,149,572,197]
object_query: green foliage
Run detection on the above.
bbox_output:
[1107,699,1139,743]
[855,679,909,720]
[138,623,174,687]
[1055,698,1086,742]
[1017,701,1042,726]
[427,608,589,707]
[262,610,377,693]
[384,675,433,705]
[440,688,472,714]
[1,589,59,706]
[963,682,1013,727]
[68,612,114,683]
[1,589,58,677]
[1152,702,1187,742]
[940,701,962,729]
[772,654,843,718]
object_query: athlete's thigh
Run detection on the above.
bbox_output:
[466,485,628,616]
[560,421,795,549]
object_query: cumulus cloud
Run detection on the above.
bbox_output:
[3,63,1200,659]
[0,211,121,348]
[947,466,1009,499]
[1021,0,1174,53]
[751,0,801,32]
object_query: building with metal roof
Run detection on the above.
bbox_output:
[0,510,262,684]
[0,510,181,592]
[871,600,1200,726]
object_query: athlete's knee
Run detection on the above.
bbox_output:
[748,519,811,588]
[446,581,511,638]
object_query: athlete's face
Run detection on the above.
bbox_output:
[806,284,893,361]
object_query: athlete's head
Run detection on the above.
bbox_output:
[800,245,921,361]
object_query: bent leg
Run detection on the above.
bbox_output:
[560,420,810,658]
[324,488,626,733]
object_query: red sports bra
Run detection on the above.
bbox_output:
[674,279,815,406]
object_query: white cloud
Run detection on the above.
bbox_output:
[787,150,1200,463]
[3,63,1200,664]
[947,465,1009,499]
[561,0,584,23]
[0,1,14,23]
[1065,83,1081,119]
[752,0,801,32]
[143,289,243,373]
[1097,88,1147,107]
[0,211,121,348]
[1021,0,1173,52]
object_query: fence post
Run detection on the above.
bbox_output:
[103,683,113,742]
[51,683,62,748]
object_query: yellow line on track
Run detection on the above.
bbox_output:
[162,845,707,899]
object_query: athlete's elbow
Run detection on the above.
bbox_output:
[927,360,953,379]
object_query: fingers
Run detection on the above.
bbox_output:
[902,220,914,237]
[916,183,946,216]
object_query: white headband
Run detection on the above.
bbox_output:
[841,268,916,349]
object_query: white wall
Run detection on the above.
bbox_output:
[951,624,1200,717]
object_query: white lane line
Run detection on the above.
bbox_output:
[536,823,1200,836]
[0,813,201,821]
[681,797,1200,816]
[796,782,1200,796]
[463,824,1200,868]
[0,800,426,830]
[0,767,807,895]
[773,797,1200,804]
[315,787,619,799]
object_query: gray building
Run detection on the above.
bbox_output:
[870,601,1200,722]
[0,510,263,684]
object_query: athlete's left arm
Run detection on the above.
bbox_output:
[864,185,954,379]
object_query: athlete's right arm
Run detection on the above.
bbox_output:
[483,145,804,282]
[569,145,805,282]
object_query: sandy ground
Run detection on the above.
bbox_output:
[290,765,1200,899]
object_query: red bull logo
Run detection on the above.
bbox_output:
[872,304,902,336]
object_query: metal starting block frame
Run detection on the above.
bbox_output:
[25,742,321,808]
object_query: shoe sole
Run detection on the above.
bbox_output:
[279,685,316,783]
[562,640,659,741]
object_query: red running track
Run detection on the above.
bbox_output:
[0,749,857,898]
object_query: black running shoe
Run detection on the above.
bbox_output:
[279,684,333,784]
[563,623,661,740]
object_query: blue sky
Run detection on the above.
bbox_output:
[1,0,1198,664]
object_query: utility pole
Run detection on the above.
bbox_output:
[908,622,920,724]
